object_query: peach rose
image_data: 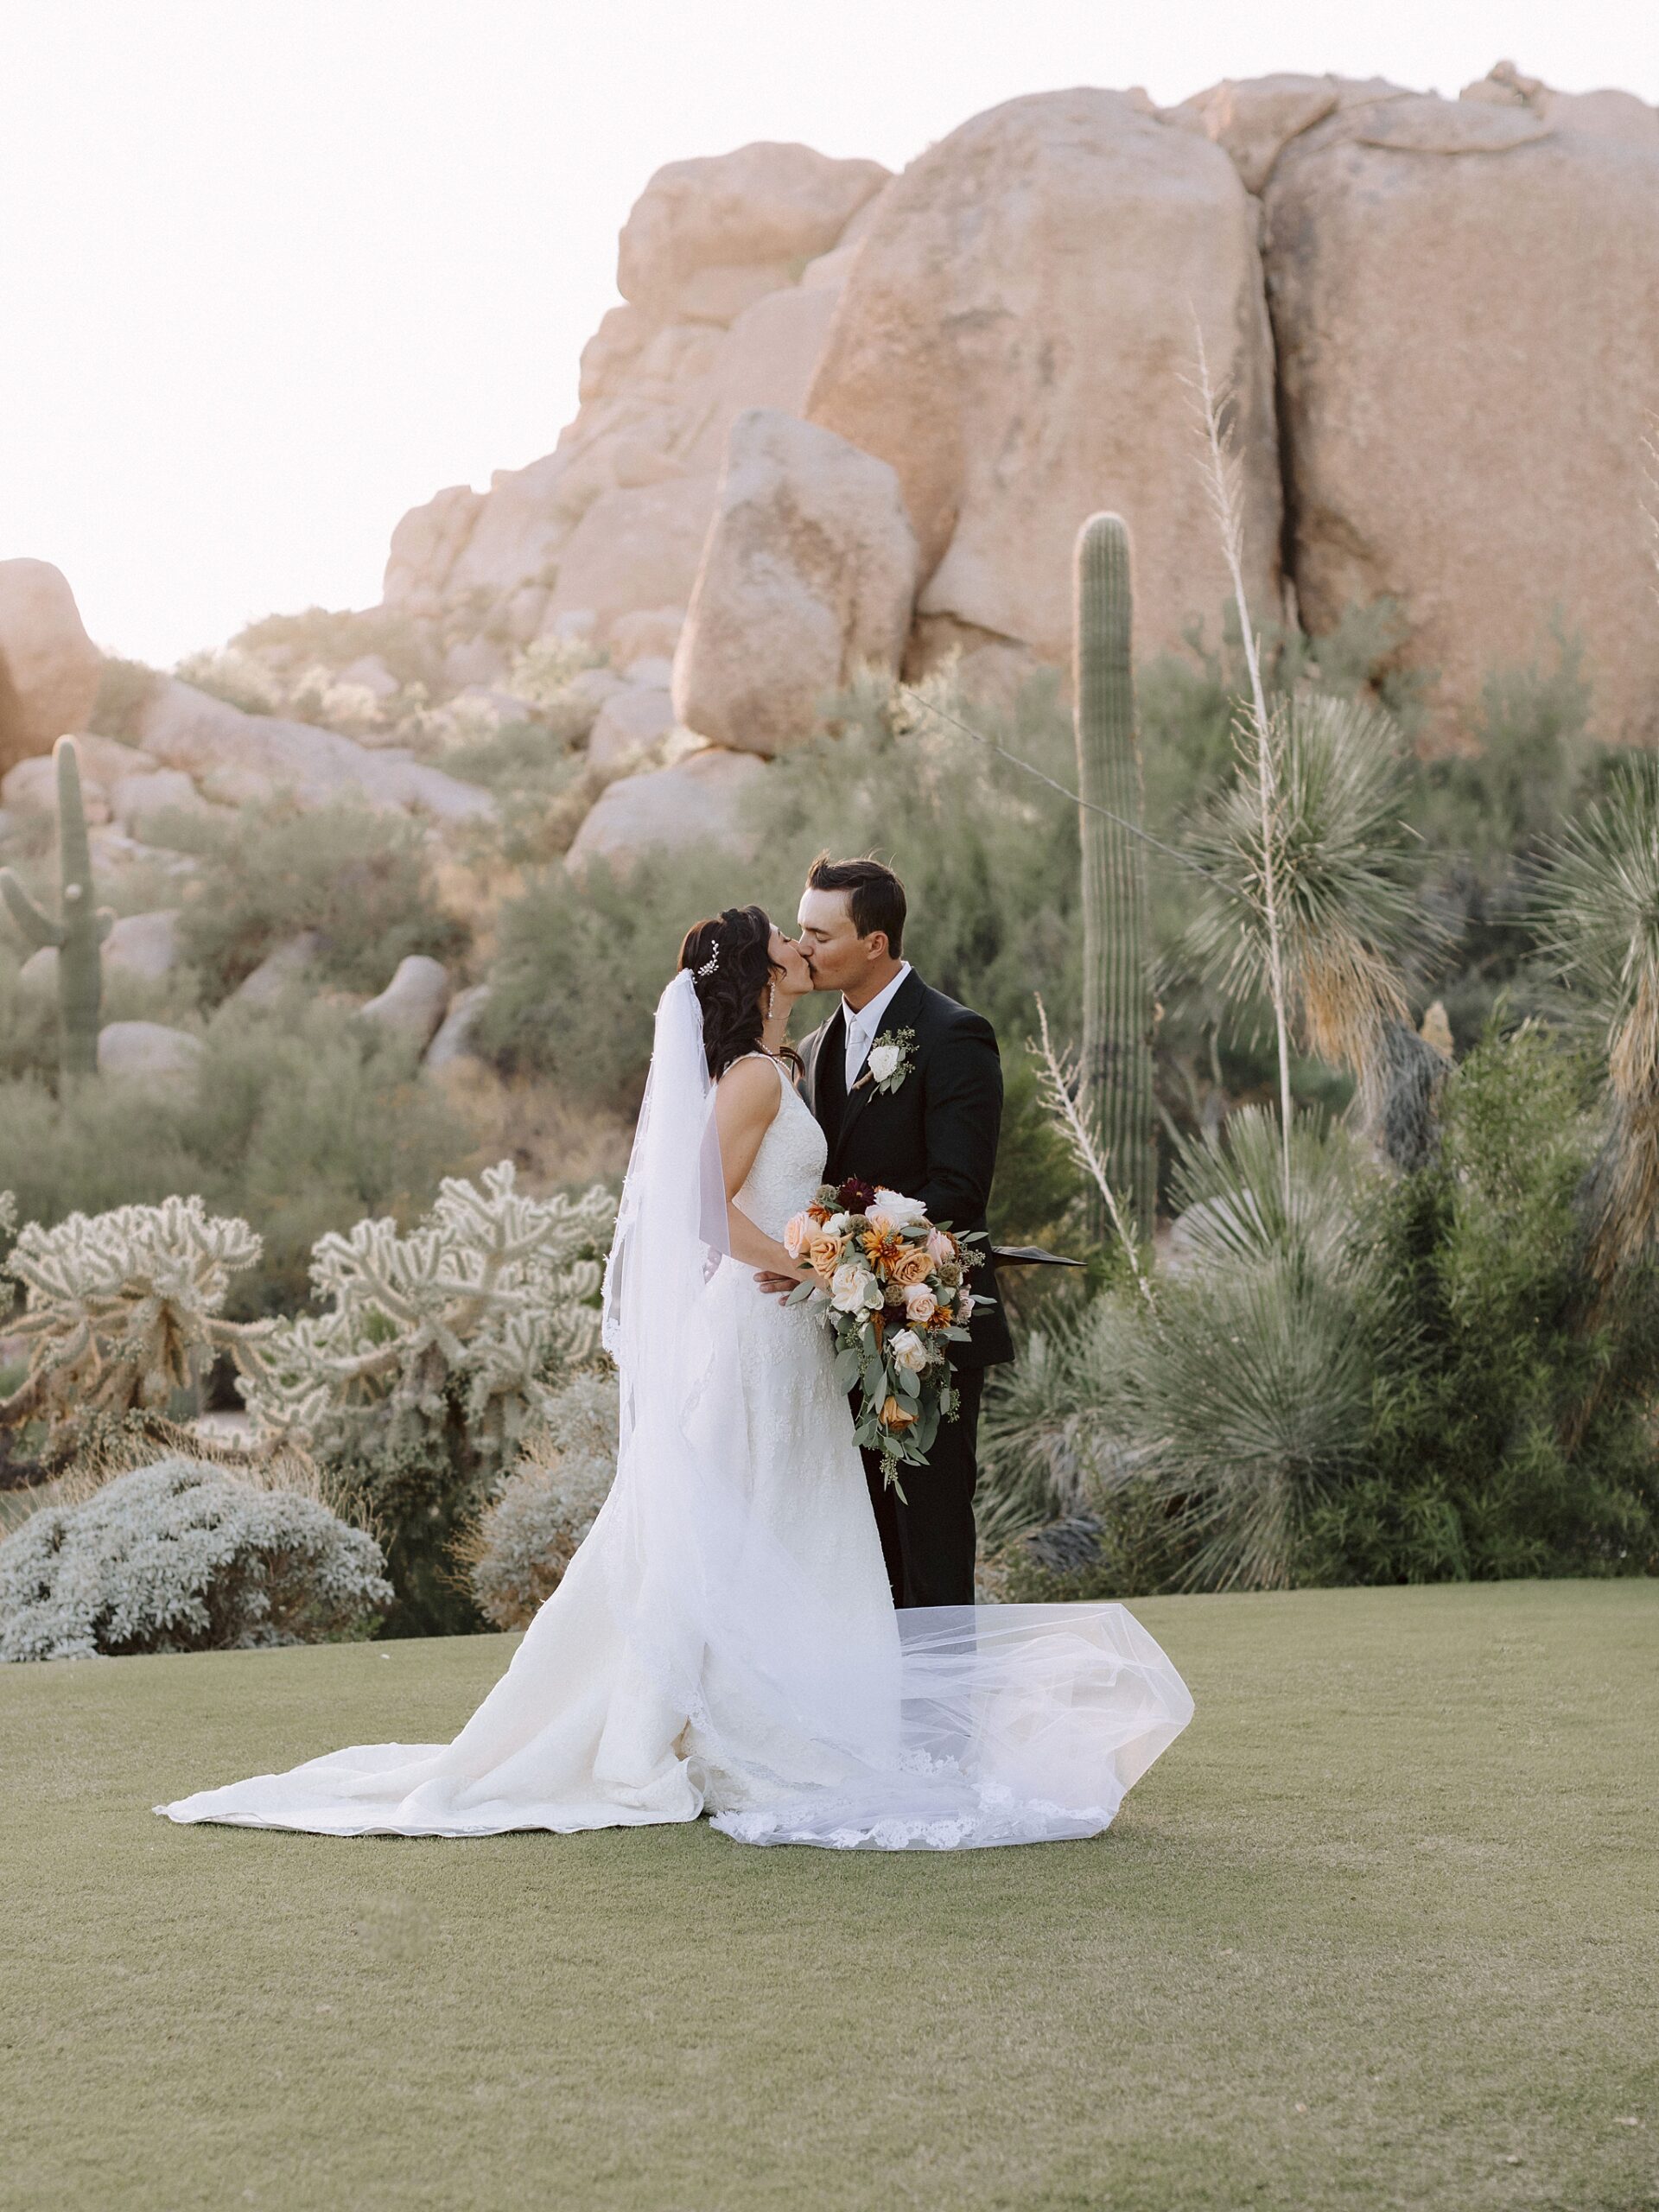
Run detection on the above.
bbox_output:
[926,1228,957,1268]
[903,1284,938,1325]
[889,1244,931,1288]
[782,1211,812,1261]
[880,1395,918,1431]
[808,1231,845,1281]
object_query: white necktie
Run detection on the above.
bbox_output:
[844,1005,869,1092]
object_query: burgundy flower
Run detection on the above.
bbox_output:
[836,1177,878,1214]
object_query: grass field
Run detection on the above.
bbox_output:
[4,1580,1655,2212]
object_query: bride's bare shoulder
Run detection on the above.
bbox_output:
[715,1052,785,1118]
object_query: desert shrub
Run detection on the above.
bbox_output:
[458,1370,620,1630]
[0,1456,392,1661]
[89,653,164,739]
[232,605,440,692]
[0,999,481,1315]
[1306,1027,1659,1583]
[166,796,469,1002]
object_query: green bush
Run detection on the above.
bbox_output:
[166,797,470,1002]
[0,998,481,1319]
[1306,1026,1659,1583]
[89,654,163,740]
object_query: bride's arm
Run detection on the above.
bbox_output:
[715,1060,811,1276]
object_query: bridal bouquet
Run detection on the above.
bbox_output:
[782,1179,987,1496]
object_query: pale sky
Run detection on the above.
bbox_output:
[4,0,1655,668]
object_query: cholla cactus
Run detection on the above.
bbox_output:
[235,1162,616,1477]
[0,1193,271,1442]
[0,1456,392,1662]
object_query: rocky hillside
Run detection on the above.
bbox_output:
[381,62,1659,760]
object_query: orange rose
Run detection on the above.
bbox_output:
[889,1244,931,1288]
[880,1395,918,1431]
[808,1231,845,1280]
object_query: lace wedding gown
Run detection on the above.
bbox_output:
[157,991,1192,1850]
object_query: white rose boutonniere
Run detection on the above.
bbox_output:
[859,1026,917,1096]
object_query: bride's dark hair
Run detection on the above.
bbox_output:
[679,905,801,1081]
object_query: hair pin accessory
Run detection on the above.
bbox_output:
[696,939,721,977]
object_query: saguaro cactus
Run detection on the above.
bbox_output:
[1073,513,1156,1242]
[0,734,114,1077]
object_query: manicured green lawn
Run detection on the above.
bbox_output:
[3,1581,1655,2212]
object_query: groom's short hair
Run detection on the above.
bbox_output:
[806,853,906,957]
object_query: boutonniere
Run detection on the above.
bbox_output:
[854,1026,917,1096]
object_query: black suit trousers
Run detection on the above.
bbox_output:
[858,1365,984,1610]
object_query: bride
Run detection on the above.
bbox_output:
[157,908,1192,1849]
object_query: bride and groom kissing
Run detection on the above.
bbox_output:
[158,855,1192,1853]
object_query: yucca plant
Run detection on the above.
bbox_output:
[1533,757,1659,1282]
[1179,690,1439,1164]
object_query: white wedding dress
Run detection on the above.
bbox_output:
[157,976,1192,1849]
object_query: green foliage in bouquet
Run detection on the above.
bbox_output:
[0,737,115,1079]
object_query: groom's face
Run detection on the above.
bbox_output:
[797,887,881,995]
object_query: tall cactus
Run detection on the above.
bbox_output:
[0,735,113,1077]
[1073,513,1156,1242]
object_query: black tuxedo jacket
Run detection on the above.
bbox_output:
[798,969,1014,1370]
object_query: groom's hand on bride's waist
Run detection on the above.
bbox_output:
[754,1268,802,1302]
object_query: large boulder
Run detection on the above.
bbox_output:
[1265,86,1659,743]
[617,143,889,325]
[805,91,1281,671]
[382,486,486,618]
[565,747,766,875]
[542,477,719,639]
[423,981,493,1073]
[135,680,497,822]
[1165,73,1413,194]
[378,154,886,639]
[0,561,102,775]
[673,410,918,755]
[97,1020,203,1082]
[356,955,450,1049]
[587,686,676,772]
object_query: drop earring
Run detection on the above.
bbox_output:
[766,982,778,1021]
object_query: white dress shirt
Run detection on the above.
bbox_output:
[842,962,912,1092]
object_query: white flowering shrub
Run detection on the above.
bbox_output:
[0,1194,271,1444]
[462,1370,619,1630]
[234,1163,617,1482]
[0,1456,393,1662]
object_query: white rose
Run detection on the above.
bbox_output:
[823,1212,852,1236]
[868,1042,902,1083]
[870,1187,928,1230]
[782,1212,811,1260]
[903,1285,937,1325]
[830,1262,869,1313]
[889,1328,930,1376]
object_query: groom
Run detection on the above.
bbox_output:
[765,853,1014,1610]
